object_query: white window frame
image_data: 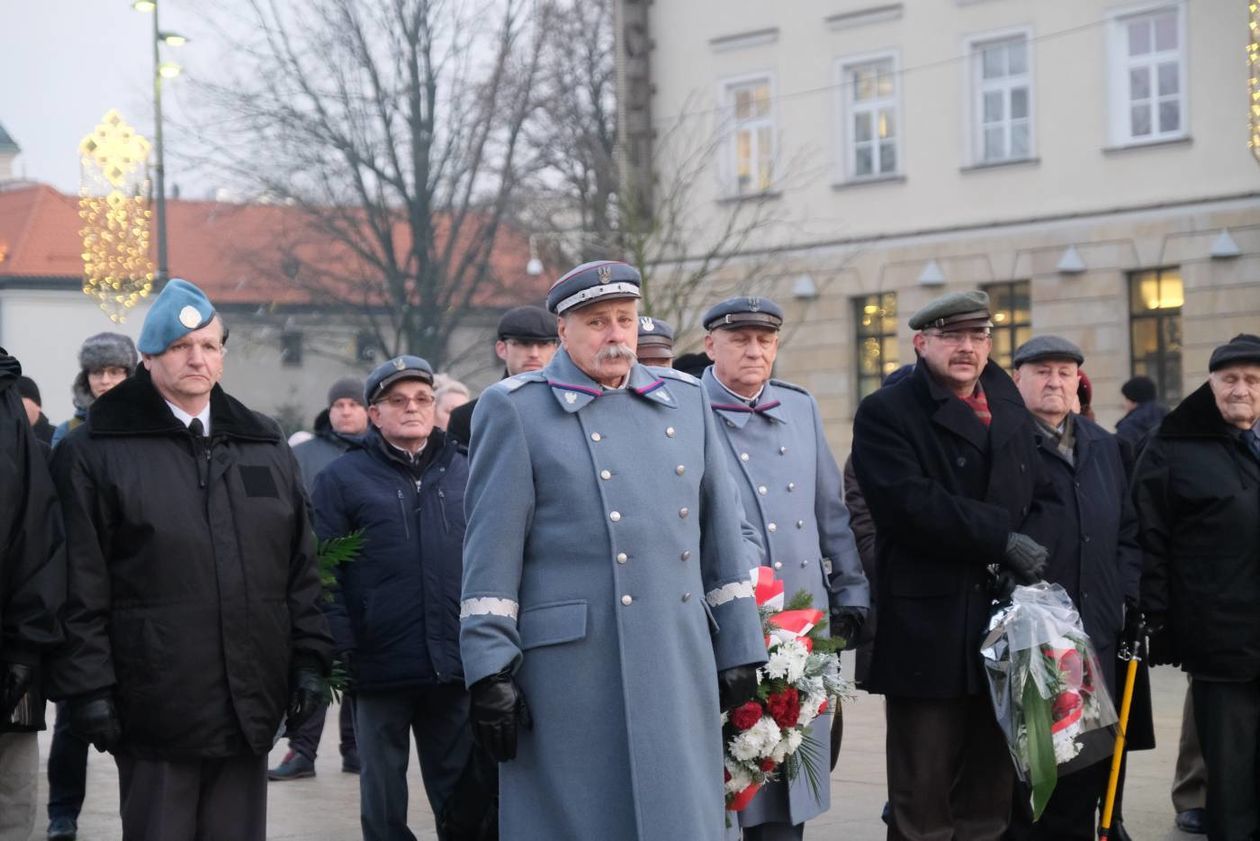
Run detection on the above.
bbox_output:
[966,27,1035,165]
[834,50,902,183]
[717,72,777,197]
[1106,3,1188,147]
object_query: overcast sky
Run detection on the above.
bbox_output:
[1,0,212,196]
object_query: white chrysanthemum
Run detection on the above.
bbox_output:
[730,716,780,761]
[765,640,810,683]
[725,759,754,795]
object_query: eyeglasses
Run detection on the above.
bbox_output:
[376,393,436,410]
[926,328,992,346]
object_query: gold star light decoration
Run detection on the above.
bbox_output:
[1251,1,1260,163]
[79,110,155,321]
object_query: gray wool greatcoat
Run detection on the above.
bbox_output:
[459,348,768,841]
[702,368,869,828]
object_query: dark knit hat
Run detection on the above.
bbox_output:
[327,377,365,408]
[1209,333,1260,372]
[15,375,41,406]
[79,332,138,374]
[1120,375,1157,404]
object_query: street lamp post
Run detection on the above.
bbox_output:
[132,0,186,285]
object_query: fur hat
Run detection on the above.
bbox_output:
[79,332,138,375]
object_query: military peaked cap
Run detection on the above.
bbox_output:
[908,290,993,332]
[702,296,784,331]
[365,355,434,404]
[637,316,675,349]
[546,261,642,315]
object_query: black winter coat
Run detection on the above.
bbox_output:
[48,368,333,759]
[291,409,361,494]
[852,359,1058,698]
[1135,381,1260,682]
[313,427,468,690]
[1115,400,1167,453]
[0,350,64,732]
[1022,415,1142,691]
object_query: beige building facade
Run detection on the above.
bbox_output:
[632,0,1260,452]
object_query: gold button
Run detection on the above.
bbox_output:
[616,552,627,564]
[666,426,676,438]
[682,593,692,602]
[681,550,691,561]
[768,522,778,533]
[621,595,633,606]
[600,469,612,480]
[591,432,602,442]
[757,486,768,495]
[679,507,689,519]
[774,561,783,570]
[610,511,621,522]
[740,452,750,462]
[676,465,686,476]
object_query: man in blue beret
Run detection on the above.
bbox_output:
[852,289,1058,841]
[46,278,333,841]
[459,260,768,840]
[700,296,869,840]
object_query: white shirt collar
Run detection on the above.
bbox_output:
[165,400,211,436]
[714,372,765,405]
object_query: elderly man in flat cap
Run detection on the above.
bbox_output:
[700,295,868,841]
[1006,336,1143,841]
[1135,334,1260,841]
[459,261,767,841]
[636,315,676,367]
[446,305,559,448]
[851,289,1057,841]
[47,279,332,841]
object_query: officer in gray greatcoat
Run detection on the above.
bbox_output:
[701,296,870,841]
[459,261,769,841]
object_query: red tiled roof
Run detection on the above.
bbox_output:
[0,183,547,308]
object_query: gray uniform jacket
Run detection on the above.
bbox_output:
[703,367,869,827]
[459,348,768,841]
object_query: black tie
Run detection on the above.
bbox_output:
[1246,429,1260,465]
[189,418,205,438]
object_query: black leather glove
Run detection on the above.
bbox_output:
[1121,600,1145,659]
[470,669,531,762]
[68,693,122,753]
[717,664,760,713]
[830,608,865,650]
[1144,612,1180,668]
[1003,532,1048,584]
[287,664,327,731]
[0,661,36,721]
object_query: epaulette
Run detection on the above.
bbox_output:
[659,368,701,387]
[497,370,547,394]
[769,378,810,396]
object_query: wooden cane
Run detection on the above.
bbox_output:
[1098,653,1139,838]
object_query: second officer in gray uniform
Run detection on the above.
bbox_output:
[459,262,768,841]
[702,296,870,841]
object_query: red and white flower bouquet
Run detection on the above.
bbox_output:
[722,567,853,811]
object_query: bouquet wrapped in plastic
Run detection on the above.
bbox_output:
[981,582,1117,819]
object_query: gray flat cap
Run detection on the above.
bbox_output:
[908,290,993,332]
[1012,335,1085,368]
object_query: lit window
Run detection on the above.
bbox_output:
[972,36,1032,163]
[723,77,775,195]
[840,56,900,180]
[1129,268,1183,403]
[984,281,1032,371]
[854,293,899,401]
[1109,6,1186,145]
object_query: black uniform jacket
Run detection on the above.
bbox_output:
[852,359,1059,698]
[1135,381,1260,682]
[48,367,332,759]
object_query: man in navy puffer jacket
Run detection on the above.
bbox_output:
[313,355,485,841]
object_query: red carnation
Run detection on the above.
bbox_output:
[724,768,732,782]
[731,700,764,731]
[760,758,777,772]
[817,699,829,715]
[766,688,801,729]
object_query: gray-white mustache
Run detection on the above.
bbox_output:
[596,344,637,363]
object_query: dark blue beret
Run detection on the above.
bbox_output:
[365,355,434,404]
[138,278,217,354]
[546,261,642,315]
[702,296,784,331]
[1012,335,1084,367]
